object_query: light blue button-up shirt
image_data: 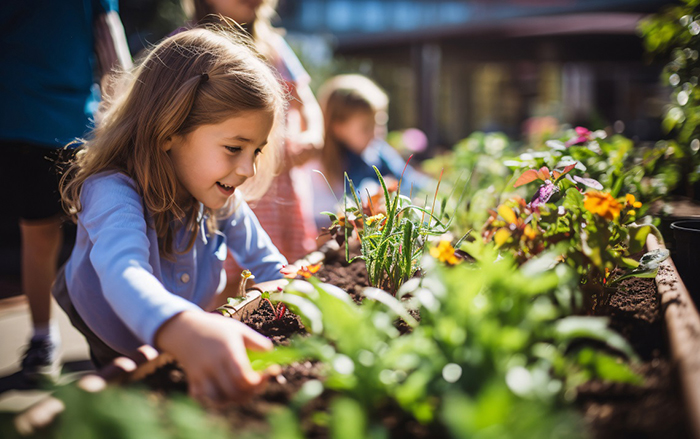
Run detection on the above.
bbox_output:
[64,171,287,354]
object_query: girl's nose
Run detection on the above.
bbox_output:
[236,156,256,179]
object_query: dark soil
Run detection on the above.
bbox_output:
[314,240,370,302]
[577,274,691,439]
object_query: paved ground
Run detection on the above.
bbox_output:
[0,295,91,414]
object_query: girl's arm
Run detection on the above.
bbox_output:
[220,196,288,282]
[80,173,202,346]
[83,174,274,403]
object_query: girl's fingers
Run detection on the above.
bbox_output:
[239,327,274,352]
[228,338,264,390]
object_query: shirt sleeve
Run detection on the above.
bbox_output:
[80,173,202,346]
[220,195,288,282]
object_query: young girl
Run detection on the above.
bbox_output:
[182,0,324,263]
[54,26,287,404]
[311,74,432,230]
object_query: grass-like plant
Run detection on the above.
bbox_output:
[324,166,457,294]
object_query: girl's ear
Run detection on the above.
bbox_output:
[162,137,174,152]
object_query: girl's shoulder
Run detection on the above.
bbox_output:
[82,170,140,202]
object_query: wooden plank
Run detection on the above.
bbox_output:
[648,234,700,439]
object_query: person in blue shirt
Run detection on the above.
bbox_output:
[0,0,131,380]
[54,26,287,404]
[310,74,433,230]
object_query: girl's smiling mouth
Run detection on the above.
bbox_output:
[216,181,236,196]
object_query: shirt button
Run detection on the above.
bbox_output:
[180,273,190,283]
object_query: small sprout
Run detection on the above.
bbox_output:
[239,269,255,298]
[260,295,287,321]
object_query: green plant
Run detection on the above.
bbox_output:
[640,0,700,197]
[244,240,643,438]
[324,166,455,294]
[482,157,667,311]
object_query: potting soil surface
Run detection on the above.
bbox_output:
[577,272,690,439]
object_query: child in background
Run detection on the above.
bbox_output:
[182,0,324,263]
[54,26,286,404]
[311,74,432,230]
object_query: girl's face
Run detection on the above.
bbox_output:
[332,111,376,155]
[166,110,274,210]
[205,0,263,24]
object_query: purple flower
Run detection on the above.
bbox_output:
[530,180,559,209]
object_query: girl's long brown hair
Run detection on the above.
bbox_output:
[61,24,286,257]
[317,74,388,187]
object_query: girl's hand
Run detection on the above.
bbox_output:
[155,310,275,405]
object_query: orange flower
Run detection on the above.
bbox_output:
[298,263,322,278]
[584,191,622,220]
[280,263,322,279]
[430,240,461,265]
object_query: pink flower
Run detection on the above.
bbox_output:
[565,126,592,147]
[530,180,559,209]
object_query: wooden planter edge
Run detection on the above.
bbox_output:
[647,234,700,439]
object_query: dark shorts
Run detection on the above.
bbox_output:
[0,141,75,221]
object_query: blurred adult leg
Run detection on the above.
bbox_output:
[19,216,63,379]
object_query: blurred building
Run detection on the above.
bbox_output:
[279,0,676,149]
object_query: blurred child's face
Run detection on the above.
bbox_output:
[166,110,273,210]
[205,0,263,24]
[333,112,376,155]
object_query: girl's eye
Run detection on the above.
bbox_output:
[225,146,242,154]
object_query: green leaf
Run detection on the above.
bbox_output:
[612,248,669,284]
[321,211,339,222]
[269,407,306,439]
[403,221,414,275]
[361,287,418,327]
[576,348,644,385]
[554,316,638,361]
[248,345,307,371]
[626,224,651,254]
[330,397,369,439]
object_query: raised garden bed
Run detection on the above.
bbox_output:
[11,235,700,439]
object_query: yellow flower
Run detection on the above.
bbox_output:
[625,194,642,208]
[366,213,386,226]
[430,240,461,265]
[583,191,622,220]
[494,228,511,247]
